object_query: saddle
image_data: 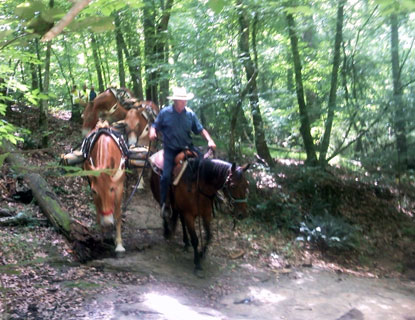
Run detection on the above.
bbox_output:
[60,127,130,166]
[149,149,198,186]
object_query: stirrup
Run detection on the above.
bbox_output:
[160,203,167,219]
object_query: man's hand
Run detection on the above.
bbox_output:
[149,126,157,141]
[201,129,216,150]
[208,140,216,150]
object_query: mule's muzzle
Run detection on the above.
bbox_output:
[100,212,115,226]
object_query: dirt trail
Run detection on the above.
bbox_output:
[76,183,415,320]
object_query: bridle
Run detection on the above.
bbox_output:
[222,170,248,207]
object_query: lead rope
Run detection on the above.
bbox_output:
[122,140,152,212]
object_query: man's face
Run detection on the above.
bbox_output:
[174,100,187,110]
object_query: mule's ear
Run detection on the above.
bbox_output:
[241,163,250,172]
[231,163,236,172]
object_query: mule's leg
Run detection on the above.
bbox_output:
[162,205,174,239]
[115,218,125,252]
[183,214,201,270]
[114,198,125,253]
[179,212,190,250]
[201,213,212,258]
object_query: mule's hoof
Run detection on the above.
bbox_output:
[194,267,205,279]
[115,244,126,252]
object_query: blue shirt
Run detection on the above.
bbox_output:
[89,90,97,101]
[152,105,203,150]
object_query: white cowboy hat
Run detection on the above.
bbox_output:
[167,87,194,100]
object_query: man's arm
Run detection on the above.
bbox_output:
[201,129,216,150]
[149,126,157,141]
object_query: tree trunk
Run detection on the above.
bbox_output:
[81,40,93,86]
[155,0,173,106]
[100,36,111,86]
[39,40,51,148]
[35,39,43,92]
[143,0,157,102]
[2,143,115,262]
[143,0,173,104]
[91,33,104,92]
[39,0,54,148]
[52,47,73,107]
[30,62,39,91]
[121,10,144,99]
[391,13,407,171]
[121,37,143,99]
[159,41,169,107]
[63,37,75,86]
[114,13,126,88]
[286,13,317,165]
[319,0,346,166]
[237,1,274,167]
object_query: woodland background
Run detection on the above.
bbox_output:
[1,0,415,299]
[1,0,415,317]
[2,0,415,171]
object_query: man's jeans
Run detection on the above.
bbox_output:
[160,147,181,205]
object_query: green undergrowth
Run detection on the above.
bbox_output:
[246,161,415,269]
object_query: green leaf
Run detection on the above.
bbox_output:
[207,0,225,14]
[38,93,49,100]
[90,17,115,33]
[401,0,415,11]
[68,16,114,33]
[0,30,13,41]
[0,152,9,167]
[285,6,314,16]
[41,7,66,23]
[15,1,46,20]
[63,168,115,177]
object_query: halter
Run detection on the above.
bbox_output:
[222,170,248,206]
[195,162,248,206]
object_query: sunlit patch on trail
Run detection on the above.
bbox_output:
[248,287,287,304]
[144,292,221,319]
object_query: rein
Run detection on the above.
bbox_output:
[122,141,152,213]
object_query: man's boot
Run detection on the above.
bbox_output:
[160,203,167,218]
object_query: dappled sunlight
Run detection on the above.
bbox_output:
[248,287,287,304]
[251,164,280,189]
[50,108,71,121]
[144,292,219,320]
[276,158,304,166]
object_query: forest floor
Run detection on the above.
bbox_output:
[1,105,415,320]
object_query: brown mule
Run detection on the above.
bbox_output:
[150,157,250,271]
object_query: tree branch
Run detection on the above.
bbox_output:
[327,102,391,162]
[41,0,93,42]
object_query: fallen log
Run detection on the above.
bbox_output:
[0,208,14,217]
[1,142,114,261]
[0,211,49,227]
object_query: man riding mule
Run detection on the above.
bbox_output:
[149,87,249,272]
[149,87,216,218]
[149,154,250,271]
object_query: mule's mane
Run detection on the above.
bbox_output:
[185,158,231,186]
